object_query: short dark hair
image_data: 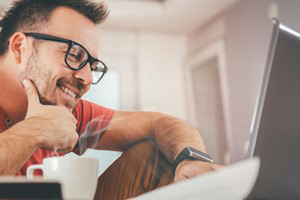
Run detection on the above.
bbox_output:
[0,0,109,57]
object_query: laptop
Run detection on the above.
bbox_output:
[247,19,300,199]
[0,177,62,199]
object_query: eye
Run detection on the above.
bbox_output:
[69,53,79,59]
[68,48,85,62]
[68,51,86,63]
[91,61,106,72]
[90,63,97,71]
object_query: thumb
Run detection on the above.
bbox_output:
[22,79,41,107]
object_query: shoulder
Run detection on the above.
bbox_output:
[74,99,114,116]
[73,99,115,130]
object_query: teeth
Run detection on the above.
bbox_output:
[68,90,76,98]
[61,86,76,98]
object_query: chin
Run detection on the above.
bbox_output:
[65,100,77,110]
[39,97,57,106]
[39,97,74,110]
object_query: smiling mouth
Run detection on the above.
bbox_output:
[59,85,77,98]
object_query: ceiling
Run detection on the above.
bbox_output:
[113,0,166,2]
[118,0,166,2]
[103,0,244,33]
[0,0,244,33]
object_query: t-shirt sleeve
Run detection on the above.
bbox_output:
[72,99,115,155]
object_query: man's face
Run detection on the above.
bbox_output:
[20,44,87,109]
[19,7,101,110]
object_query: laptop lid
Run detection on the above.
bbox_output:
[0,177,62,199]
[247,19,300,199]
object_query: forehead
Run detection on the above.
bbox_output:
[46,7,100,57]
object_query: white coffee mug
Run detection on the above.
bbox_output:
[27,157,99,200]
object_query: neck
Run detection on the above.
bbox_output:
[0,62,28,124]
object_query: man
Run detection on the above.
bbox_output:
[0,0,221,199]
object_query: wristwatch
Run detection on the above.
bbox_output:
[172,147,214,172]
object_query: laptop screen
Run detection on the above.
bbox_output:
[248,19,300,199]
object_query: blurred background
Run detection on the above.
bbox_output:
[1,0,299,165]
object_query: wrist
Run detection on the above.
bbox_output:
[17,118,44,149]
[172,147,214,172]
[174,159,189,174]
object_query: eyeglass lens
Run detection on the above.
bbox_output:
[66,44,106,84]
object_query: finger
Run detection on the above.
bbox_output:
[56,147,70,153]
[211,164,225,170]
[71,116,77,124]
[22,79,41,107]
[62,107,77,124]
[54,140,71,153]
[174,175,179,183]
[174,173,188,183]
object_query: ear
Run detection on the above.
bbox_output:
[9,32,29,64]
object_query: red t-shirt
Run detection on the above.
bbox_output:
[0,99,114,175]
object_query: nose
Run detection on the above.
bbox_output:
[73,63,93,85]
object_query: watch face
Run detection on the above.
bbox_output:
[172,147,214,172]
[187,147,214,163]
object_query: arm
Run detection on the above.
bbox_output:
[96,111,222,181]
[98,111,206,163]
[0,120,39,175]
[97,111,206,162]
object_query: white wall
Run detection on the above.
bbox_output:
[98,28,188,120]
[186,18,232,164]
[137,32,187,119]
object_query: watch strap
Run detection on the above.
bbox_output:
[172,147,213,173]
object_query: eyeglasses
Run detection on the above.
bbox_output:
[24,32,108,84]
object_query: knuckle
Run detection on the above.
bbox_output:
[59,140,67,148]
[72,134,79,143]
[55,106,67,112]
[62,106,70,112]
[74,133,79,140]
[72,117,77,124]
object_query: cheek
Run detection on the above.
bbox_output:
[44,52,60,67]
[40,44,65,67]
[43,53,70,78]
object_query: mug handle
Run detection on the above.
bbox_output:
[26,164,44,179]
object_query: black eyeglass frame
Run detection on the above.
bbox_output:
[24,32,108,84]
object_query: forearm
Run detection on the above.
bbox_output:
[97,111,207,162]
[0,120,39,175]
[152,113,207,163]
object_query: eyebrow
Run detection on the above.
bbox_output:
[25,32,100,60]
